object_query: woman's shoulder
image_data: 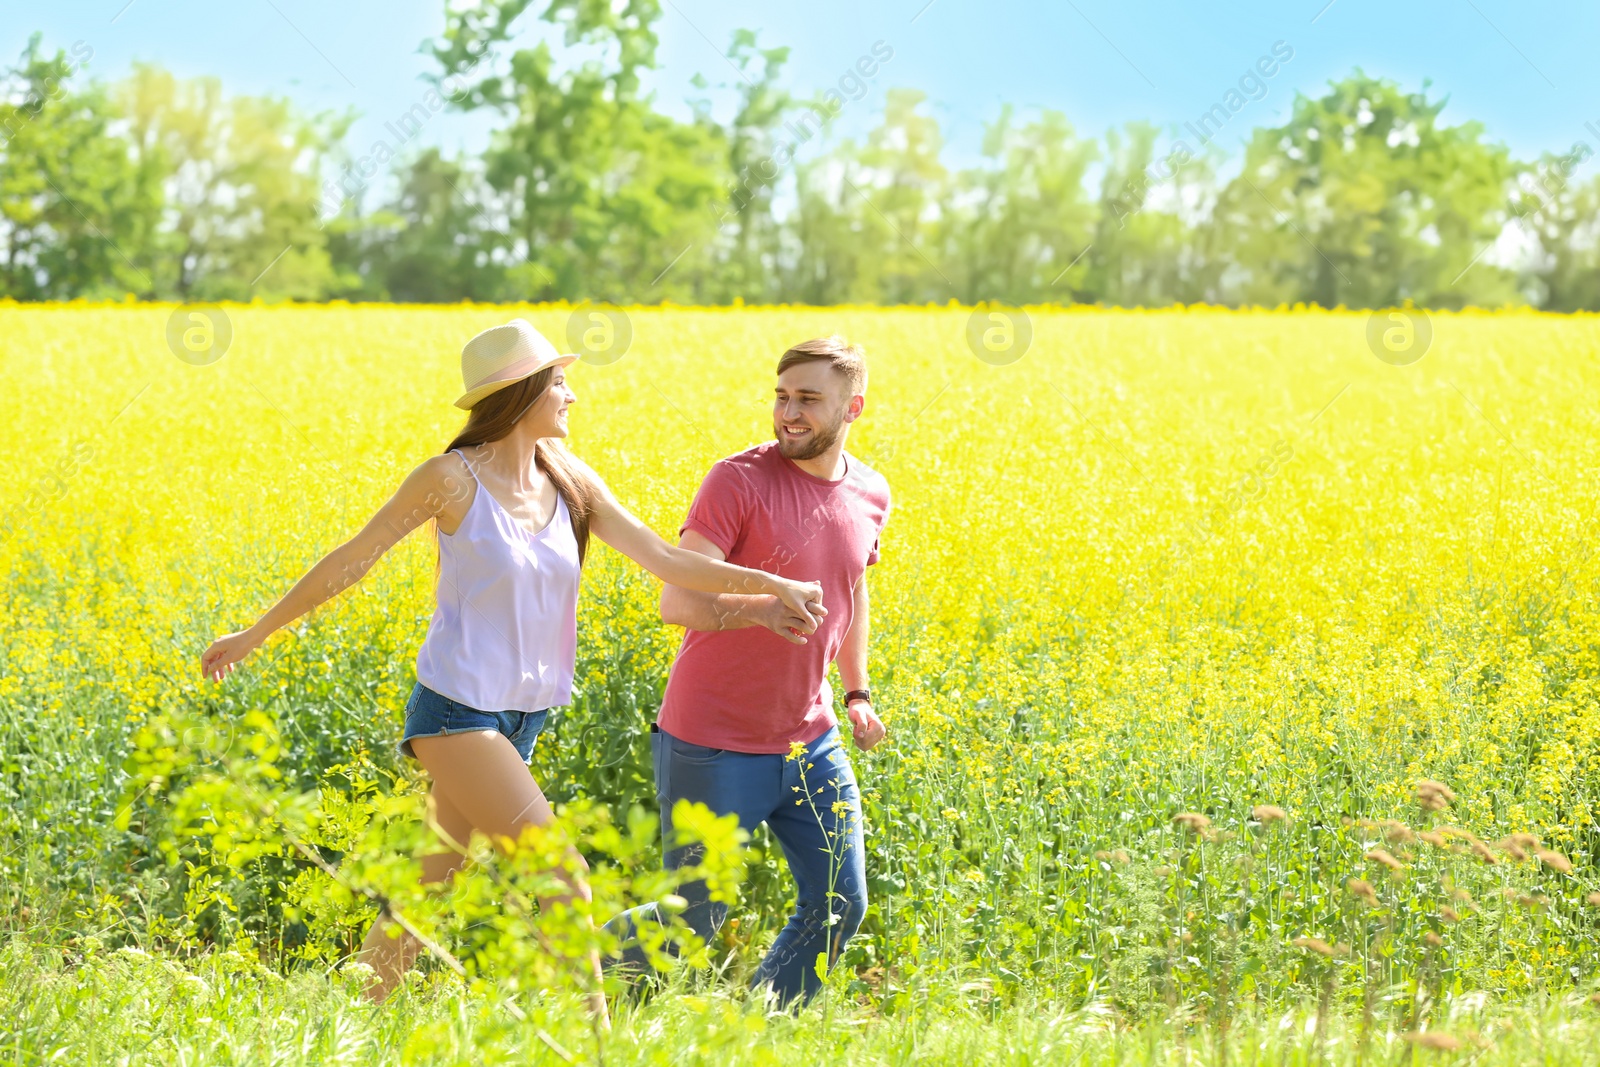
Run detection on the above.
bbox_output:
[421,447,473,475]
[413,449,477,498]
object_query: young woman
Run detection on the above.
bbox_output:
[198,319,827,1018]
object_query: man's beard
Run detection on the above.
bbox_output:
[775,413,844,461]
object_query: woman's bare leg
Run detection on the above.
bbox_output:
[411,730,609,1025]
[355,781,474,1003]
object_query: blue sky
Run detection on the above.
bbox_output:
[8,0,1597,197]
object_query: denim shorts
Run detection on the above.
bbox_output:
[397,682,549,765]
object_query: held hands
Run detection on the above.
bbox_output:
[847,699,887,751]
[756,595,827,645]
[200,627,263,683]
[764,578,826,645]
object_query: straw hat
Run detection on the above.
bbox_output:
[455,319,578,409]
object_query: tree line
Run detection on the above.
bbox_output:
[4,0,1597,309]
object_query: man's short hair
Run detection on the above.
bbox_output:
[776,336,867,396]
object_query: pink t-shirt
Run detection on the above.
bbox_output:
[657,441,891,753]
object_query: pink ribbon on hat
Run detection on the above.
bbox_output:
[467,351,546,392]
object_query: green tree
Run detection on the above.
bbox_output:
[788,89,948,304]
[0,35,158,299]
[114,63,353,301]
[8,21,1597,313]
[337,148,502,303]
[691,29,795,303]
[427,0,727,302]
[1212,72,1520,309]
[1516,148,1600,312]
[856,88,949,303]
[945,106,1098,304]
[785,142,870,305]
[1085,121,1225,306]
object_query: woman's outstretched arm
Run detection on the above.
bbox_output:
[199,454,467,682]
[659,529,823,645]
[576,460,826,631]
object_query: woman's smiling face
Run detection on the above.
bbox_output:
[520,367,577,438]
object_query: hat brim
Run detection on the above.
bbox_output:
[454,353,580,409]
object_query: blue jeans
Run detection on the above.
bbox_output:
[604,723,868,1006]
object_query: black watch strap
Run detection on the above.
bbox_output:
[844,688,871,705]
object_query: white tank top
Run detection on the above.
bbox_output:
[414,448,581,712]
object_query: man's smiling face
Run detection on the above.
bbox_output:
[773,361,853,461]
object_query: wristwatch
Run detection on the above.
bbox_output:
[844,688,871,706]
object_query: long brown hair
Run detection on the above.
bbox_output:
[434,365,600,570]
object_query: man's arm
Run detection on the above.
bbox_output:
[837,575,886,750]
[659,528,825,645]
[836,574,869,692]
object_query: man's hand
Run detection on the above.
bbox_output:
[847,699,887,751]
[752,595,826,645]
[771,575,827,633]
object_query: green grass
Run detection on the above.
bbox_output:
[5,933,1600,1066]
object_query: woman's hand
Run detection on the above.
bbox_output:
[200,626,264,683]
[770,577,826,634]
[752,595,828,645]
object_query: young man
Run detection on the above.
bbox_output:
[607,336,891,1006]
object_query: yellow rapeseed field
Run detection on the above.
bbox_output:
[4,302,1600,1007]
